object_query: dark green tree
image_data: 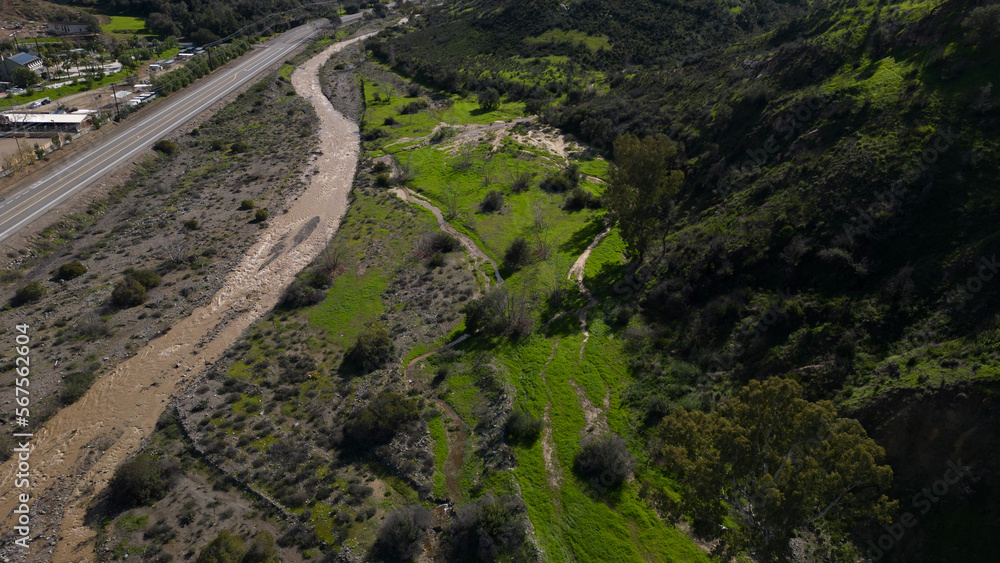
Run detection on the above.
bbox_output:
[656,377,896,561]
[12,67,39,87]
[478,87,501,111]
[603,134,684,263]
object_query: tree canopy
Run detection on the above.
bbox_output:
[656,377,896,561]
[603,133,683,263]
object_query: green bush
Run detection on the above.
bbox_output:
[195,530,245,563]
[109,453,173,508]
[13,281,46,305]
[230,141,250,153]
[240,199,255,210]
[371,505,432,562]
[183,219,199,230]
[152,139,177,155]
[130,269,161,289]
[447,495,532,561]
[111,277,147,308]
[478,87,501,111]
[254,208,269,222]
[344,391,421,447]
[243,531,280,563]
[57,261,87,280]
[480,189,505,212]
[505,410,543,444]
[573,433,635,489]
[279,270,329,309]
[503,237,531,269]
[343,325,395,373]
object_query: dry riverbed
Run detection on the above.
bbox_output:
[0,34,368,562]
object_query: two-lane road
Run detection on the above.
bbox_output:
[0,16,357,245]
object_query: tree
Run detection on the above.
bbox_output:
[12,67,39,87]
[371,505,432,562]
[656,377,895,561]
[603,134,684,263]
[343,324,395,373]
[478,87,501,111]
[195,530,245,563]
[108,454,166,508]
[574,433,635,490]
[242,531,280,563]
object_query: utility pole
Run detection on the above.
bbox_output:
[110,83,122,121]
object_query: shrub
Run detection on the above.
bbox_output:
[371,505,432,562]
[130,269,162,289]
[57,261,87,280]
[230,141,250,153]
[343,391,421,447]
[255,208,269,222]
[400,99,428,114]
[280,270,329,309]
[60,360,100,405]
[427,253,446,268]
[505,410,543,444]
[243,531,280,563]
[461,285,533,339]
[343,325,395,373]
[406,84,421,97]
[573,433,635,489]
[510,170,535,194]
[447,495,532,562]
[240,199,255,210]
[540,172,571,192]
[183,219,199,230]
[13,281,46,305]
[478,87,501,111]
[565,187,602,210]
[111,277,147,308]
[375,172,392,187]
[209,138,225,151]
[480,190,504,213]
[195,530,245,563]
[372,161,391,173]
[109,454,172,507]
[503,237,531,269]
[152,139,177,155]
[422,231,459,254]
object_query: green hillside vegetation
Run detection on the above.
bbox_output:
[361,0,1000,560]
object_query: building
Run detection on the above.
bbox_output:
[0,53,44,83]
[47,21,91,35]
[0,112,92,135]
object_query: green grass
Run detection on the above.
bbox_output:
[428,415,449,498]
[3,70,129,106]
[102,15,149,36]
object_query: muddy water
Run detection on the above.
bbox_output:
[0,35,369,562]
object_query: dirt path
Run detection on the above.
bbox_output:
[391,186,503,288]
[567,226,610,358]
[0,34,369,563]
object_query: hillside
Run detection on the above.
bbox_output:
[3,1,999,561]
[363,0,1000,560]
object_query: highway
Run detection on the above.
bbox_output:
[0,16,358,244]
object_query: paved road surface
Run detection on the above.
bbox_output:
[0,16,359,244]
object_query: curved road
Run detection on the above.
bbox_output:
[0,16,358,245]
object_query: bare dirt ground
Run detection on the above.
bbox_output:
[0,34,368,562]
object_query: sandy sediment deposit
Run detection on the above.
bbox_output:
[0,34,369,562]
